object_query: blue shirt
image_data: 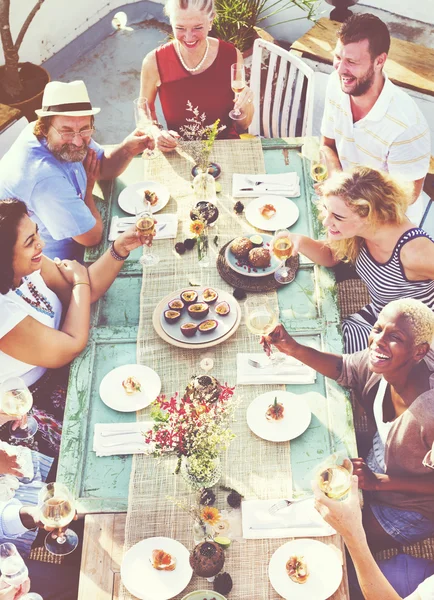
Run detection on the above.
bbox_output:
[0,123,104,260]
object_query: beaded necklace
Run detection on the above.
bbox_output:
[15,277,55,318]
[176,38,210,73]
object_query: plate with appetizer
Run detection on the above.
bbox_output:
[99,364,161,412]
[269,539,343,600]
[246,391,311,442]
[245,196,300,231]
[153,287,241,349]
[118,181,170,215]
[225,234,281,278]
[181,592,227,600]
[121,536,192,600]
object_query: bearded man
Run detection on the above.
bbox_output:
[0,80,153,260]
[321,13,430,225]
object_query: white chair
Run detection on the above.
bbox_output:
[248,39,315,139]
[0,116,28,159]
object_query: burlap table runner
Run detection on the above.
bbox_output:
[119,140,345,599]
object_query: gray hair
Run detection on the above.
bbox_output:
[164,0,215,20]
[381,299,434,346]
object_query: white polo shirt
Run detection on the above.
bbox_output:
[416,574,434,599]
[321,71,430,222]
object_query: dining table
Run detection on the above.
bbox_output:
[58,136,357,600]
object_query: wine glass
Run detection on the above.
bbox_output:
[38,482,78,556]
[245,296,285,365]
[272,229,294,285]
[135,201,159,267]
[229,63,246,121]
[0,377,38,440]
[133,97,159,159]
[310,149,328,184]
[316,452,353,501]
[0,543,29,587]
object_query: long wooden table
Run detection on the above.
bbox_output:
[291,17,434,97]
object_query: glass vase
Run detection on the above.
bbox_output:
[197,228,209,268]
[193,520,212,545]
[193,169,216,203]
[180,456,222,491]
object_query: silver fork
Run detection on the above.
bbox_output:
[268,496,312,516]
[245,176,287,187]
[248,357,288,369]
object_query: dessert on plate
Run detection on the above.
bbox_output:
[248,247,271,268]
[259,203,276,219]
[230,237,253,259]
[144,189,158,206]
[122,376,141,395]
[286,555,309,584]
[150,549,176,571]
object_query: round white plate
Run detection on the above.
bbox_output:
[118,181,170,215]
[247,391,311,442]
[245,196,299,231]
[99,364,161,412]
[269,539,342,600]
[159,288,238,345]
[182,592,227,600]
[224,234,280,278]
[121,537,192,600]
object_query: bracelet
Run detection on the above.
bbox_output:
[152,120,164,130]
[110,240,130,261]
[73,281,90,288]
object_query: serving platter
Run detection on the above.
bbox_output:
[245,195,300,231]
[224,233,281,278]
[118,181,170,215]
[99,364,161,412]
[246,391,311,442]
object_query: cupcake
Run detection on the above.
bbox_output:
[189,541,225,578]
[230,237,253,259]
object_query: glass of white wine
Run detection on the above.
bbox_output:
[272,229,294,285]
[135,201,159,267]
[229,63,246,121]
[310,149,328,184]
[133,97,159,159]
[0,377,38,440]
[38,482,78,556]
[316,452,353,501]
[245,296,285,365]
[0,543,29,587]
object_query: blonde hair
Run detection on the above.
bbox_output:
[381,298,434,346]
[321,167,411,263]
[165,0,215,20]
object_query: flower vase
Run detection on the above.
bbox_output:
[180,456,222,491]
[193,169,216,203]
[193,520,212,545]
[197,228,209,268]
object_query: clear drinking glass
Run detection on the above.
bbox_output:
[38,482,78,556]
[245,296,285,365]
[310,149,328,184]
[316,452,353,500]
[0,377,38,440]
[133,97,159,159]
[135,202,159,267]
[0,543,29,587]
[272,229,294,285]
[229,63,246,121]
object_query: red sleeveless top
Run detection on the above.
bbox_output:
[155,39,239,139]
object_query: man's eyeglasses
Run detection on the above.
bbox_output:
[50,125,95,142]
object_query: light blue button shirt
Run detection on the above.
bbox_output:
[0,123,104,259]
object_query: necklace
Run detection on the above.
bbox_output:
[15,277,55,318]
[176,38,210,73]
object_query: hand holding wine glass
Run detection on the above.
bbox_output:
[133,97,159,159]
[316,452,353,500]
[0,544,29,589]
[229,63,246,121]
[245,296,286,366]
[0,378,38,441]
[38,482,78,556]
[135,202,159,267]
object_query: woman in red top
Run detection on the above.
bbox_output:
[140,0,254,152]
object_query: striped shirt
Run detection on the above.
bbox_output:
[321,71,431,181]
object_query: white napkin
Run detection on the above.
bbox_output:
[93,421,154,457]
[232,173,300,198]
[242,498,335,539]
[237,354,316,385]
[108,214,178,242]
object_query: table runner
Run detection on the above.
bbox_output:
[120,139,347,599]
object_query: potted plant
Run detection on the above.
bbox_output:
[0,0,50,120]
[211,0,320,55]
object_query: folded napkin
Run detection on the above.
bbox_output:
[237,353,316,385]
[108,214,178,242]
[242,498,335,539]
[93,421,154,457]
[232,173,300,198]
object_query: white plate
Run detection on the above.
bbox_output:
[245,196,299,231]
[160,288,238,345]
[99,364,161,412]
[269,539,342,600]
[121,537,192,600]
[224,233,280,278]
[247,391,311,442]
[118,181,170,215]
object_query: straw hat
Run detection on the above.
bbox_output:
[35,80,101,117]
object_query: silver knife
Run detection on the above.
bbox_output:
[249,522,319,530]
[116,223,167,234]
[240,187,295,193]
[100,430,142,437]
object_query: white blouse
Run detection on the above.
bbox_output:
[373,377,394,445]
[0,270,62,386]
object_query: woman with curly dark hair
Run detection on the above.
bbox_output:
[0,198,152,456]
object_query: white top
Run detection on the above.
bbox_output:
[0,270,62,386]
[373,377,394,445]
[415,575,434,599]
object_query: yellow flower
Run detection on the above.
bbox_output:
[190,220,204,236]
[201,506,221,526]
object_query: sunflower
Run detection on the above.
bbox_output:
[190,220,205,236]
[201,506,221,526]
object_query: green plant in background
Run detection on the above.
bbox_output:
[212,0,320,53]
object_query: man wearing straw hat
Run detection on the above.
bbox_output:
[0,80,154,260]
